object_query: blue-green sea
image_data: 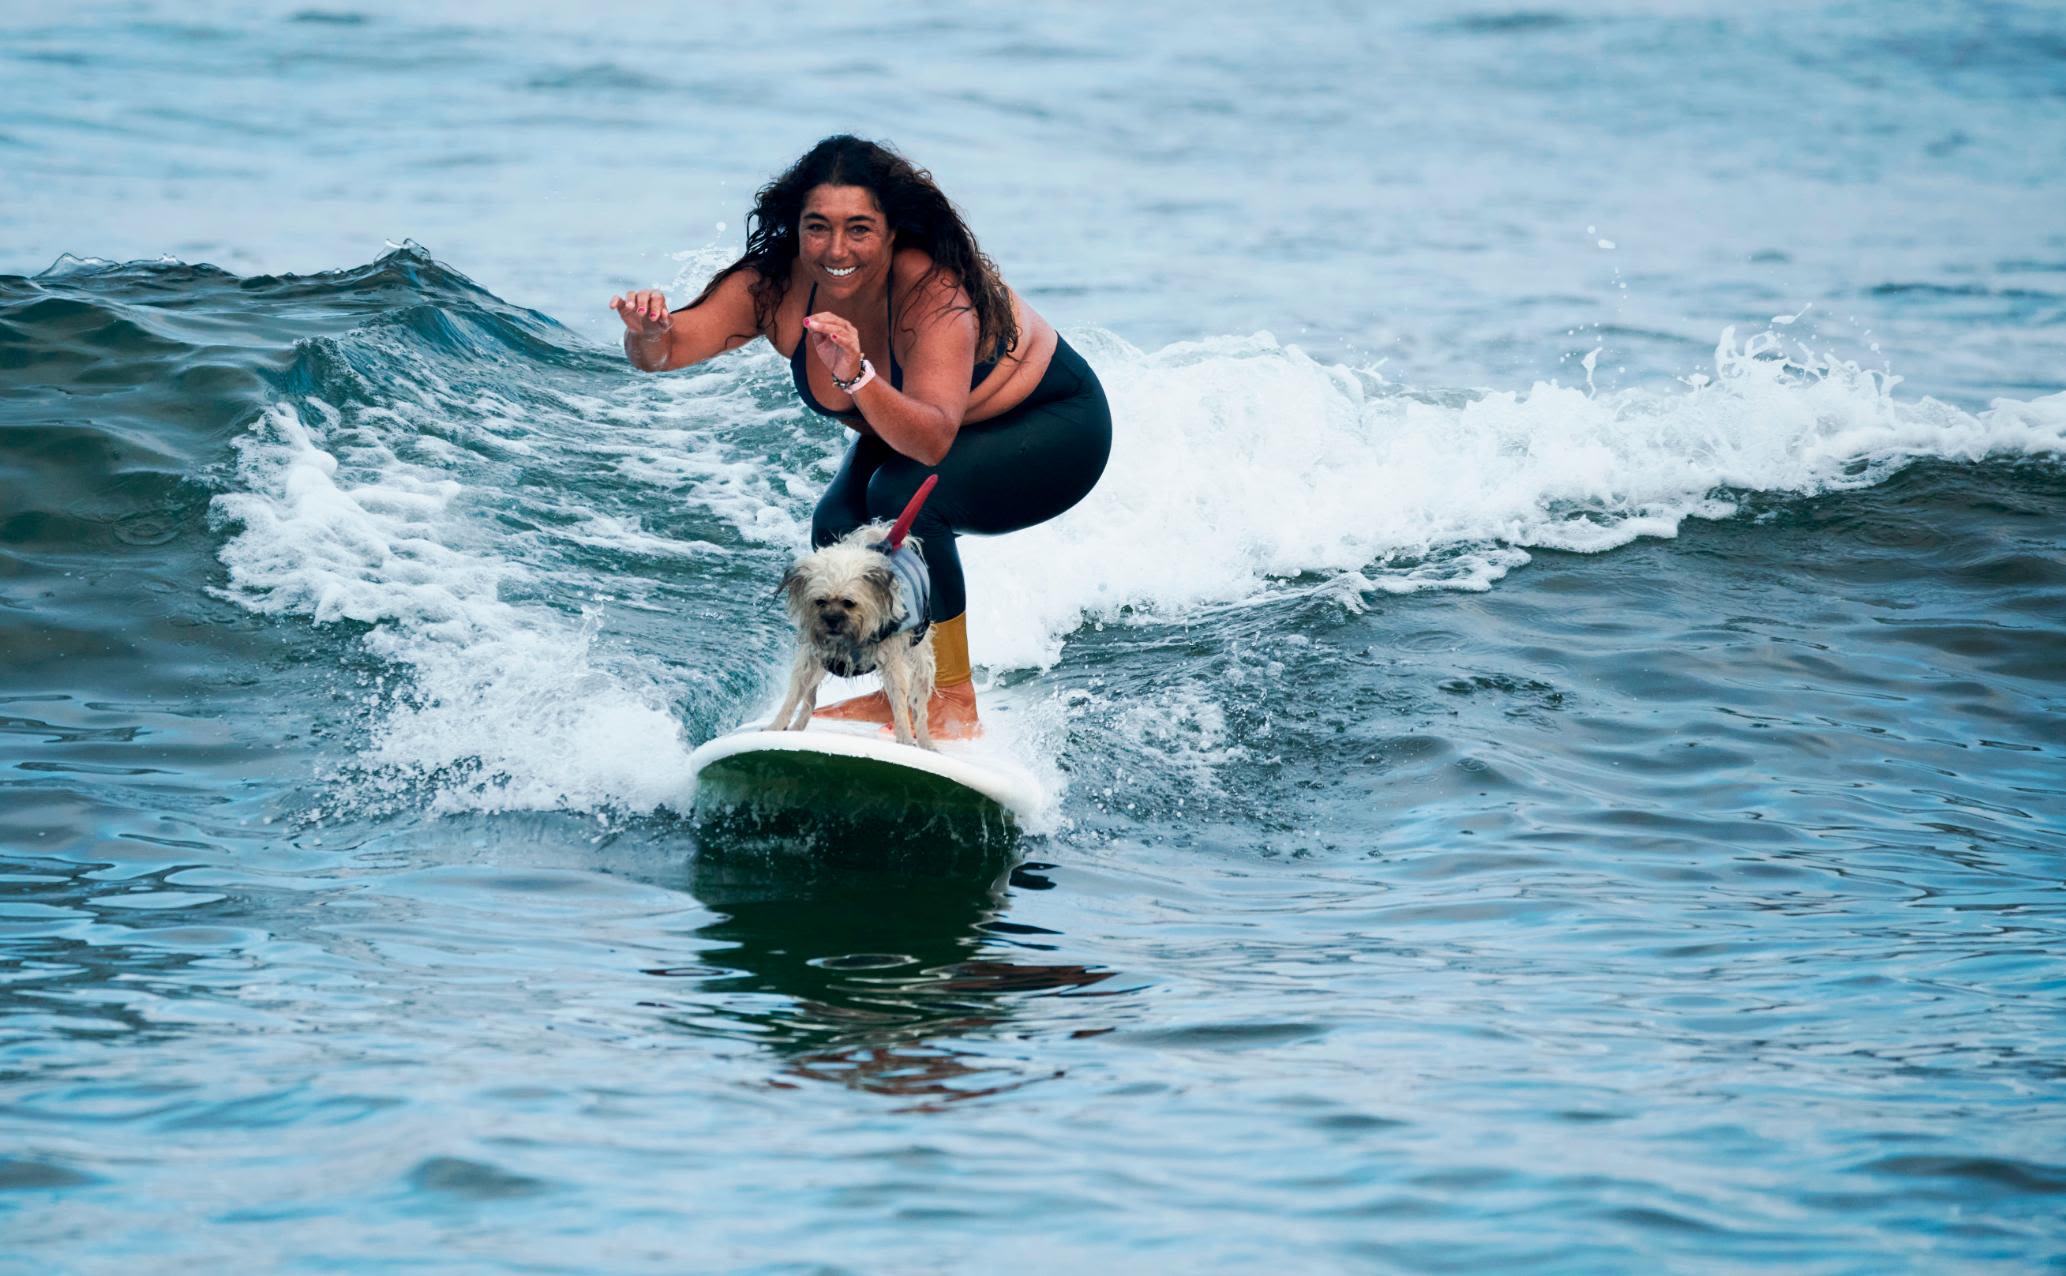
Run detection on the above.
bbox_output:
[4,2,2064,1271]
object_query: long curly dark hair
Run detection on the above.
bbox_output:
[686,135,1018,363]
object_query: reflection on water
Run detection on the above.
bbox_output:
[667,832,1115,1105]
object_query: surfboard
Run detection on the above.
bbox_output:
[687,720,1043,828]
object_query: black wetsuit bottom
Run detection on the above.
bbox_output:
[811,335,1113,621]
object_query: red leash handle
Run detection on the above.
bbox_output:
[884,474,938,551]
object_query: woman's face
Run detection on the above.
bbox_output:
[798,184,892,296]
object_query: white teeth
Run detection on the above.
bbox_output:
[826,266,857,277]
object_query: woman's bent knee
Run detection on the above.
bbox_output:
[812,489,869,547]
[863,460,936,523]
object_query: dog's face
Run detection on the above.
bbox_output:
[780,535,904,673]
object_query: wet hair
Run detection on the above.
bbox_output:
[686,135,1018,362]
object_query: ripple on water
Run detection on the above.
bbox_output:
[0,14,2063,1257]
[402,1155,552,1202]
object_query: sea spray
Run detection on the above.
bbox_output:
[965,327,2066,669]
[214,314,2066,814]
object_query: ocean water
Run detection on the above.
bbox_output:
[4,1,2065,1271]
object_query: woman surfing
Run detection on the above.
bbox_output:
[611,135,1112,739]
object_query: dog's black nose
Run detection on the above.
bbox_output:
[819,608,846,630]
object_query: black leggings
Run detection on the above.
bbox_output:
[811,335,1112,621]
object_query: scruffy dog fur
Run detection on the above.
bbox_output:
[769,526,936,749]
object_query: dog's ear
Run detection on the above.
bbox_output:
[861,561,900,621]
[777,564,806,608]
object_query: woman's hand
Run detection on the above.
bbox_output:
[803,311,864,383]
[612,289,675,371]
[610,289,672,339]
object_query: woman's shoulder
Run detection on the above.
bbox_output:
[893,246,954,285]
[892,247,971,304]
[728,262,775,294]
[697,261,772,302]
[724,263,787,332]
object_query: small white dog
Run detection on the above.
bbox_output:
[769,524,937,749]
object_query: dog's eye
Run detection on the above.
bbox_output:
[837,597,855,609]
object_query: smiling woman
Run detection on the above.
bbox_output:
[609,135,1112,739]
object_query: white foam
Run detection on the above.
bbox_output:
[212,402,698,816]
[211,321,2066,817]
[963,327,2066,671]
[594,357,837,548]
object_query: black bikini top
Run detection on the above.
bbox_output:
[789,274,999,418]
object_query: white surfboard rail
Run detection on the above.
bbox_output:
[687,723,1044,823]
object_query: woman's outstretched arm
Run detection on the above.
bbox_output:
[611,268,763,372]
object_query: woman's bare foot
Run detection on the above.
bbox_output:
[811,689,894,725]
[927,681,981,740]
[812,682,981,740]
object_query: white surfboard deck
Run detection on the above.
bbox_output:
[687,720,1043,824]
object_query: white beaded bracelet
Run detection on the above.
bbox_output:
[832,358,876,396]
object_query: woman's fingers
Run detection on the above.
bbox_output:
[611,290,671,332]
[804,314,863,382]
[804,311,860,352]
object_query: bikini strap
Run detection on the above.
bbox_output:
[884,271,902,386]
